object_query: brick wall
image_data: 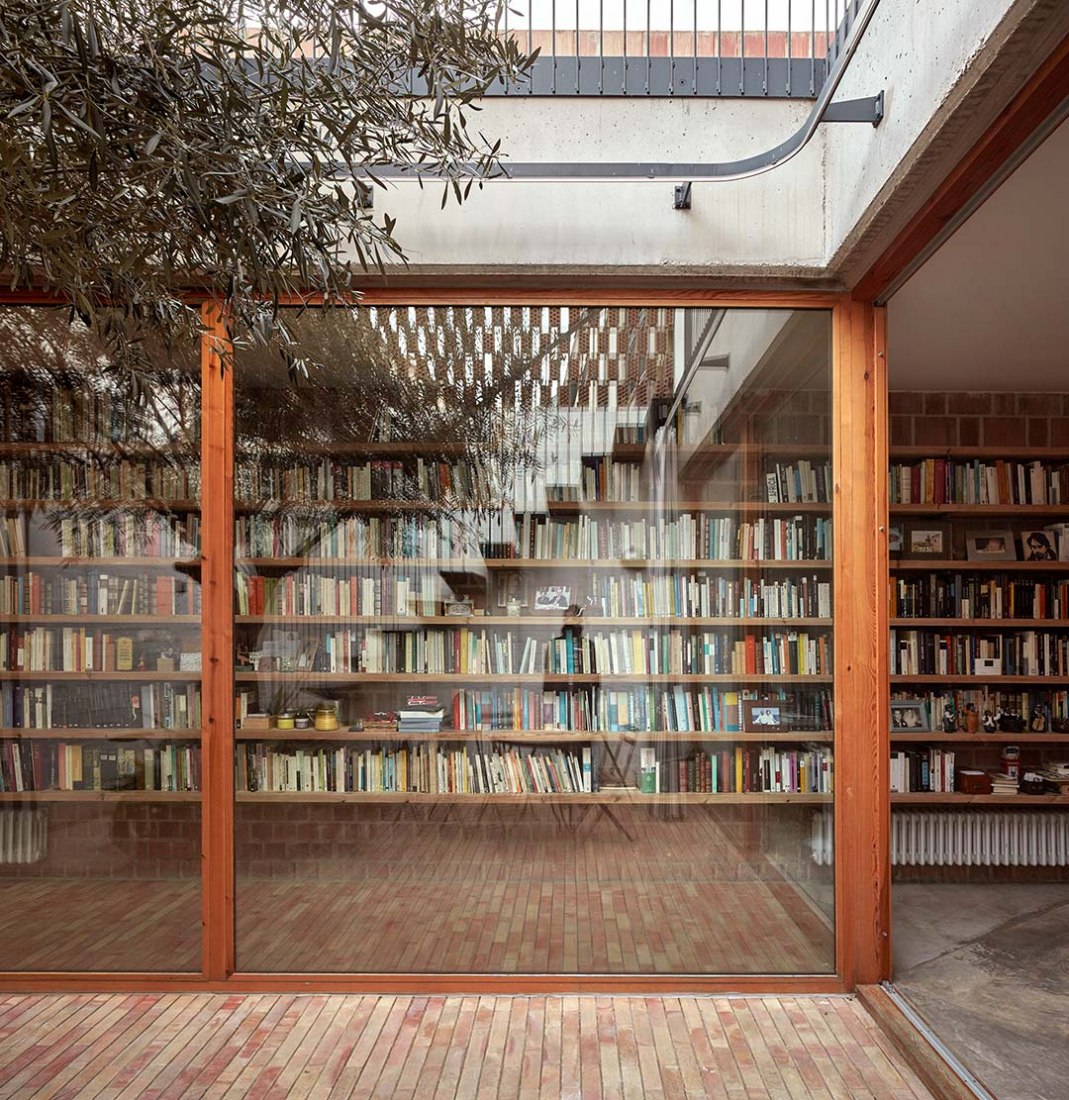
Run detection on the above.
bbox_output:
[890,391,1069,447]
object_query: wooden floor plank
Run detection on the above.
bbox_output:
[0,994,939,1100]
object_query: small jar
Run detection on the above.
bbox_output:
[276,710,296,731]
[294,711,311,730]
[314,703,339,731]
[1001,745,1021,781]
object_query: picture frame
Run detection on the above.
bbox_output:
[965,530,1017,562]
[1020,529,1058,562]
[533,585,572,613]
[890,698,929,732]
[904,522,951,559]
[445,598,475,617]
[496,571,528,609]
[743,700,784,732]
[888,524,904,558]
[1044,524,1069,562]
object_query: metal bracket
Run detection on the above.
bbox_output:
[673,183,692,211]
[822,92,884,126]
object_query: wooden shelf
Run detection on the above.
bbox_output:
[234,614,833,628]
[0,671,202,682]
[890,504,1069,516]
[891,793,1069,806]
[235,790,832,805]
[0,614,200,625]
[235,499,831,515]
[890,675,1067,685]
[0,499,199,511]
[890,618,1069,628]
[890,732,1069,744]
[891,559,1069,573]
[0,728,200,741]
[234,672,833,685]
[0,790,201,802]
[234,728,835,744]
[889,446,1069,460]
[235,557,833,571]
[0,441,195,455]
[0,557,201,569]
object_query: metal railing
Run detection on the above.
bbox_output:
[482,0,863,97]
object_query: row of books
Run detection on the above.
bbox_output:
[0,740,201,792]
[277,626,832,677]
[638,745,833,793]
[763,461,832,504]
[0,682,202,730]
[891,690,1069,733]
[232,512,832,562]
[0,572,201,617]
[450,686,834,734]
[235,570,439,618]
[891,575,1069,620]
[236,742,595,795]
[0,459,198,502]
[890,749,956,793]
[0,515,201,560]
[891,628,1069,677]
[0,627,197,674]
[889,458,1069,506]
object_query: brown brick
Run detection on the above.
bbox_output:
[1051,420,1069,446]
[923,393,946,414]
[958,419,980,446]
[913,417,956,446]
[992,393,1016,414]
[982,416,1026,447]
[889,416,913,446]
[1029,418,1050,447]
[1017,393,1051,415]
[889,392,923,414]
[947,393,992,414]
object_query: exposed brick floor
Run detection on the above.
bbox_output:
[0,993,934,1098]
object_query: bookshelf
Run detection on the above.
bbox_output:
[888,448,1069,807]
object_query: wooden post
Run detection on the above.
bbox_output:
[833,298,891,987]
[201,301,235,980]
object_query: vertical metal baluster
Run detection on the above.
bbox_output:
[826,0,831,63]
[692,0,698,95]
[645,0,651,95]
[599,0,604,93]
[575,0,580,93]
[552,0,557,93]
[739,0,745,94]
[528,2,533,94]
[810,0,816,93]
[763,0,768,96]
[504,0,510,94]
[786,0,792,96]
[717,0,722,95]
[669,0,674,94]
[623,0,628,94]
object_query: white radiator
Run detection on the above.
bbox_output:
[0,809,47,864]
[810,810,1069,866]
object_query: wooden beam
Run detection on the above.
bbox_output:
[833,298,891,988]
[852,30,1069,301]
[200,301,235,981]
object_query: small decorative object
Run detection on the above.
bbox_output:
[276,711,296,731]
[156,655,176,672]
[888,524,904,558]
[241,713,272,732]
[956,769,992,795]
[999,710,1025,732]
[445,599,475,617]
[974,657,1002,676]
[941,705,958,733]
[965,703,979,733]
[890,699,929,732]
[179,652,202,672]
[1000,745,1021,781]
[1020,772,1047,795]
[1053,716,1069,732]
[116,636,134,671]
[506,597,522,617]
[904,522,951,559]
[1031,704,1049,732]
[496,571,527,609]
[1043,523,1069,562]
[533,585,571,612]
[744,700,783,732]
[314,703,340,731]
[982,709,997,733]
[257,655,276,672]
[294,711,311,729]
[1020,529,1057,562]
[965,530,1017,562]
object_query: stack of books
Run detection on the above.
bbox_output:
[363,711,398,733]
[989,773,1020,796]
[398,695,445,734]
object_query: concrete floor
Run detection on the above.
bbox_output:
[893,882,1069,1100]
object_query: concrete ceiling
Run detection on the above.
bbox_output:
[888,116,1069,391]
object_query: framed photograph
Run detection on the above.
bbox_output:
[1020,529,1058,562]
[888,524,904,558]
[533,585,571,612]
[965,530,1017,562]
[1044,524,1069,562]
[743,700,784,732]
[445,598,475,617]
[890,699,929,732]
[904,522,951,559]
[496,571,528,609]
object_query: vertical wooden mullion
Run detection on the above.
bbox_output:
[201,301,235,980]
[833,297,890,988]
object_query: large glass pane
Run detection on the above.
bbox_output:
[0,309,202,972]
[234,305,833,974]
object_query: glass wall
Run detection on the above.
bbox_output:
[232,304,834,974]
[0,309,202,971]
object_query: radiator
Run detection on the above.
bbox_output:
[810,810,1069,867]
[0,809,47,864]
